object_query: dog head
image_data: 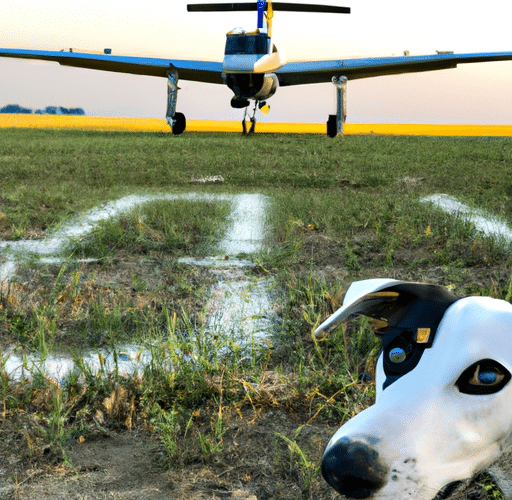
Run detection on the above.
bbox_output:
[315,279,512,499]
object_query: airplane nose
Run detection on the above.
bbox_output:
[321,437,389,498]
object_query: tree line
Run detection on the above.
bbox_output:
[0,104,85,115]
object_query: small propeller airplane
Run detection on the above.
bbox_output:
[1,1,512,136]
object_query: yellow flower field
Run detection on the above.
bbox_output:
[1,114,512,136]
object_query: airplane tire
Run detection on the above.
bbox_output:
[172,112,186,135]
[327,115,337,138]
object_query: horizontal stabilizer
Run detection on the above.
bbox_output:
[273,2,349,13]
[188,2,259,11]
[187,2,350,14]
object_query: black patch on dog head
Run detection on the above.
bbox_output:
[367,283,460,390]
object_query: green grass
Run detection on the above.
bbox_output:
[69,198,232,259]
[1,129,512,234]
[0,128,511,499]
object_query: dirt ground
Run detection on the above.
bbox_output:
[1,241,512,500]
[0,411,508,500]
[0,409,341,500]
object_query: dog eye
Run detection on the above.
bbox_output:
[389,347,407,363]
[456,360,511,395]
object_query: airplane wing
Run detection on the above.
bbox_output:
[0,49,225,85]
[276,52,512,86]
[1,48,512,86]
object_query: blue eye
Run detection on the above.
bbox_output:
[389,347,407,364]
[456,359,511,395]
[478,371,498,385]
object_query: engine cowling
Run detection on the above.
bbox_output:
[224,73,279,103]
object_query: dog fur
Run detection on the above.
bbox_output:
[315,279,512,500]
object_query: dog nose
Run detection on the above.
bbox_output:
[321,437,388,498]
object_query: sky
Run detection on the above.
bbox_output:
[1,0,512,124]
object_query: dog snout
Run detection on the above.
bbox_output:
[321,437,389,499]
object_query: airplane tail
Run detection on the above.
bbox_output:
[188,2,350,32]
[187,2,350,13]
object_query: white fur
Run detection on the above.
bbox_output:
[320,284,512,499]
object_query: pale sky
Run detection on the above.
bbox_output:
[1,0,512,123]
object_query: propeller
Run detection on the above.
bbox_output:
[187,3,350,14]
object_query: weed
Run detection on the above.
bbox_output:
[275,427,322,499]
[0,130,510,499]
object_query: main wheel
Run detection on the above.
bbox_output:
[172,112,186,135]
[327,114,337,138]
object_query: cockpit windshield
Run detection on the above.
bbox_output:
[225,31,269,55]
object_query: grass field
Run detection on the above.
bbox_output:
[2,113,512,136]
[0,127,511,499]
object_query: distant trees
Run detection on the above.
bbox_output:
[0,104,32,114]
[0,104,85,115]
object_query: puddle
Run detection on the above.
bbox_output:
[0,192,279,382]
[421,194,512,243]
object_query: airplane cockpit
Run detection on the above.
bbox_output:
[225,29,273,55]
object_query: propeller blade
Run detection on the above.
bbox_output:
[187,3,259,11]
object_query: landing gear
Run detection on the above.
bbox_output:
[242,102,257,135]
[172,112,186,135]
[166,67,186,135]
[241,100,269,135]
[327,76,348,138]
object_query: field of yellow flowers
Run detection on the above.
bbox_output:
[1,113,512,136]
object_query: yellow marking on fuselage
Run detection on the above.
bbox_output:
[266,0,274,39]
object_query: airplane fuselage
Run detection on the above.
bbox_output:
[222,29,281,106]
[2,2,510,138]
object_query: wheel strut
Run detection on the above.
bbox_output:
[242,101,258,136]
[166,67,186,135]
[327,76,348,137]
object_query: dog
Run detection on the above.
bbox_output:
[315,279,512,500]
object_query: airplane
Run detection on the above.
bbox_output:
[1,1,512,137]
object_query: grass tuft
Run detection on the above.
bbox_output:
[0,129,511,498]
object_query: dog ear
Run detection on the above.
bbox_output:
[316,279,461,389]
[315,279,459,343]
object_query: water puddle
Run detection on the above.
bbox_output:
[421,194,512,243]
[0,192,278,382]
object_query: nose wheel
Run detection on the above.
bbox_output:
[242,101,258,136]
[242,104,257,135]
[241,101,269,135]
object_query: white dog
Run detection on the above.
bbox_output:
[315,279,512,500]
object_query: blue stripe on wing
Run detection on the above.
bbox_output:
[0,49,225,84]
[276,51,512,86]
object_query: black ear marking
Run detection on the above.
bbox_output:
[371,283,460,390]
[315,280,461,390]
